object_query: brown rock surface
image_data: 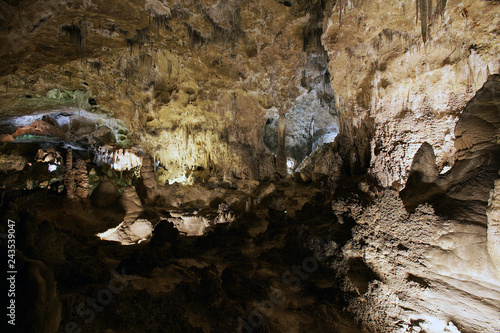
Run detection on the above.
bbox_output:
[0,0,499,332]
[90,176,121,208]
[12,119,66,140]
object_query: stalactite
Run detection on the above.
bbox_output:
[167,59,172,81]
[185,24,207,49]
[416,0,420,24]
[125,27,150,55]
[276,115,287,177]
[427,0,433,24]
[60,21,87,57]
[420,0,428,43]
[435,0,447,18]
[415,0,446,43]
[339,0,343,24]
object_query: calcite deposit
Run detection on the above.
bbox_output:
[0,0,499,332]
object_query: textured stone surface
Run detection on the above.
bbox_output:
[1,1,500,332]
[488,178,500,277]
[97,219,153,245]
[323,0,500,187]
[0,0,338,182]
[337,190,500,332]
[401,75,500,224]
[90,176,121,208]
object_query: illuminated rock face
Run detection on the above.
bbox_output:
[0,0,339,181]
[1,0,500,332]
[167,215,210,236]
[97,219,153,245]
[338,190,500,332]
[93,146,143,171]
[323,0,500,187]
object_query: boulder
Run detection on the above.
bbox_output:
[90,176,120,208]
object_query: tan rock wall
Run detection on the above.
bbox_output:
[322,0,500,187]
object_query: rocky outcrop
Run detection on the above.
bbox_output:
[12,119,66,140]
[323,0,500,187]
[167,215,210,236]
[406,142,438,183]
[35,147,63,165]
[214,203,236,225]
[401,75,500,224]
[337,190,500,332]
[97,219,153,245]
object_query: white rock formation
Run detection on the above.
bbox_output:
[323,0,500,188]
[339,190,500,332]
[166,215,210,236]
[94,146,143,171]
[97,219,153,245]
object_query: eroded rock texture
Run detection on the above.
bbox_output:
[337,190,500,332]
[1,0,500,332]
[323,0,499,187]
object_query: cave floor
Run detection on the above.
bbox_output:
[2,180,365,333]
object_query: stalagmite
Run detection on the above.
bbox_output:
[64,148,75,199]
[276,114,287,177]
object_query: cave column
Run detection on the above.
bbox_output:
[64,147,75,199]
[276,114,287,177]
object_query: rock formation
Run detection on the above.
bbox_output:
[488,179,500,277]
[90,176,121,208]
[0,0,499,332]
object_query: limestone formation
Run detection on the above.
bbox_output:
[74,159,90,199]
[64,148,90,201]
[214,203,236,224]
[35,147,63,165]
[488,178,500,277]
[120,185,144,222]
[323,0,499,187]
[0,0,499,332]
[97,219,153,245]
[64,148,75,199]
[90,176,121,208]
[167,215,210,236]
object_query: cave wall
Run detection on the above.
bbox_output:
[322,0,500,187]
